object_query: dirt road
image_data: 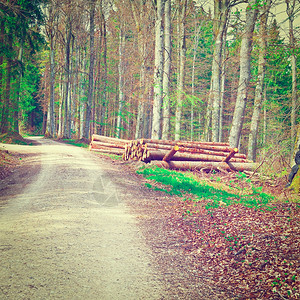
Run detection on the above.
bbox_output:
[0,137,164,299]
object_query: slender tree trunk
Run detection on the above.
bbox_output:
[191,20,202,141]
[61,13,72,139]
[13,39,24,133]
[162,0,171,140]
[285,0,298,164]
[116,28,126,138]
[0,34,13,133]
[218,26,228,143]
[248,2,270,161]
[46,3,56,138]
[204,77,213,141]
[151,0,164,139]
[210,0,229,142]
[48,31,56,137]
[99,1,108,135]
[174,0,187,140]
[58,73,64,137]
[84,0,96,139]
[229,0,258,148]
[0,20,4,122]
[132,0,147,139]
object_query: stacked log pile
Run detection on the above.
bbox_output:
[89,134,258,172]
[89,134,129,156]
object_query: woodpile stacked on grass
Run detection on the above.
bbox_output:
[89,134,258,172]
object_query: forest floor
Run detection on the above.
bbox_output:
[0,136,299,299]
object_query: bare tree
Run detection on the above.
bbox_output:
[285,0,299,164]
[116,26,126,138]
[83,0,96,139]
[174,0,188,140]
[206,0,230,142]
[151,0,164,139]
[248,0,272,161]
[162,0,172,140]
[229,0,258,148]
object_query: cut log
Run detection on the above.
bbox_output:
[148,150,250,163]
[144,143,247,159]
[222,148,239,162]
[177,142,235,153]
[163,145,179,162]
[92,134,129,145]
[177,146,246,159]
[151,160,258,172]
[90,140,125,149]
[139,138,229,147]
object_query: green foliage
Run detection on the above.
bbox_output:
[61,139,89,148]
[138,166,274,212]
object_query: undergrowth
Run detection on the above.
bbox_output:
[138,165,275,211]
[62,139,89,148]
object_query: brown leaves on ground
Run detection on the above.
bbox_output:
[170,200,299,299]
[0,150,20,180]
[121,162,300,299]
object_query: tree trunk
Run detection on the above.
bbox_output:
[84,0,96,139]
[151,0,164,139]
[13,39,24,133]
[131,0,147,139]
[0,20,4,125]
[229,0,258,148]
[99,0,108,135]
[62,13,72,139]
[248,1,270,161]
[116,27,126,138]
[210,0,229,142]
[162,0,171,140]
[191,19,202,141]
[151,160,258,172]
[174,0,187,141]
[57,73,64,138]
[0,33,13,134]
[285,0,298,165]
[46,3,56,138]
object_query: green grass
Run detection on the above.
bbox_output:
[95,152,123,160]
[138,165,274,210]
[62,139,89,148]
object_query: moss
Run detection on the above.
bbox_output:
[289,168,300,194]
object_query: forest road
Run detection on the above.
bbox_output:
[0,137,165,300]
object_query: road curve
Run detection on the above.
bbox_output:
[0,137,164,300]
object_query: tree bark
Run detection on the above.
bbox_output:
[151,160,258,172]
[148,149,249,163]
[285,0,298,165]
[116,27,126,138]
[45,2,56,137]
[229,0,258,148]
[248,1,270,161]
[151,0,164,139]
[191,18,202,141]
[62,10,72,139]
[174,0,187,140]
[209,0,230,142]
[84,0,96,139]
[99,0,108,135]
[92,133,129,144]
[0,33,12,134]
[162,0,172,140]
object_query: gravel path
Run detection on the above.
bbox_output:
[0,137,164,300]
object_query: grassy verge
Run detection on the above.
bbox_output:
[137,166,299,299]
[61,139,89,148]
[137,165,275,211]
